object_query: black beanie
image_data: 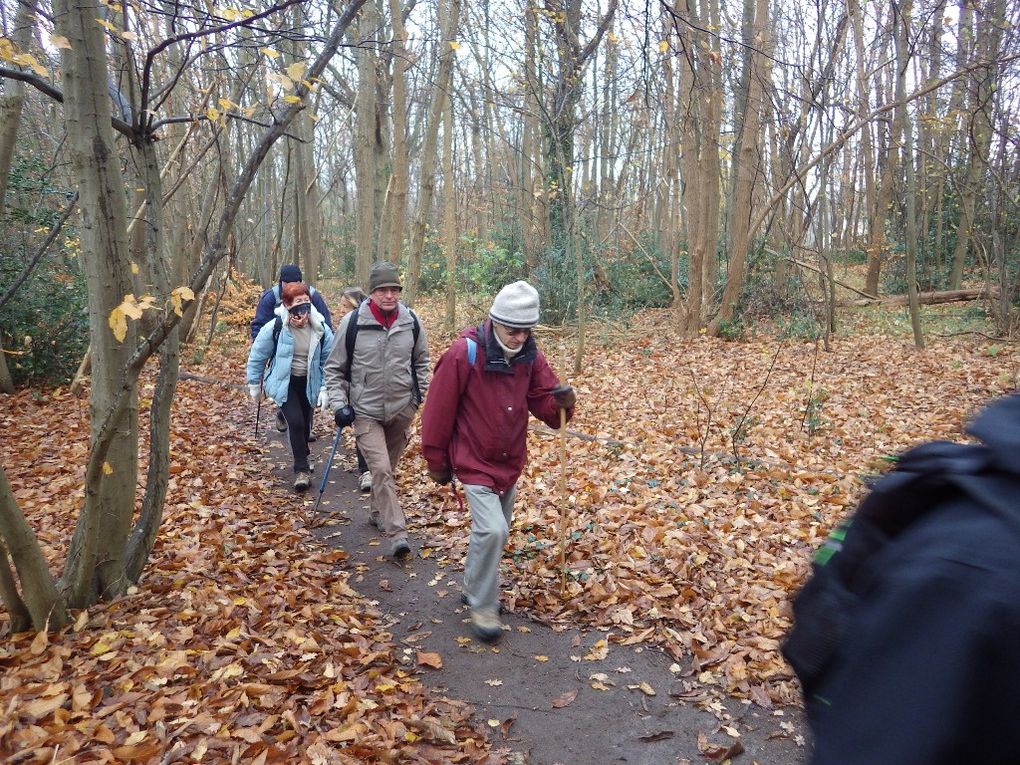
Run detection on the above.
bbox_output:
[279,264,302,283]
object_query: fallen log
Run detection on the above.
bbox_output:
[840,286,1000,307]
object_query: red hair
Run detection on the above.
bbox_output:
[281,281,310,306]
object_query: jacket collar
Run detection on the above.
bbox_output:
[480,319,536,373]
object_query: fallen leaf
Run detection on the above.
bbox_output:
[416,651,443,669]
[551,690,578,708]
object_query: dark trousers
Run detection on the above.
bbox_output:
[357,446,368,474]
[280,375,311,472]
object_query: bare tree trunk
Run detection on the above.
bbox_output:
[354,1,381,288]
[948,0,1000,290]
[406,0,461,305]
[849,0,879,293]
[894,0,925,348]
[387,0,409,266]
[0,0,34,215]
[0,466,67,631]
[0,2,37,395]
[55,0,139,609]
[442,69,457,331]
[709,0,767,334]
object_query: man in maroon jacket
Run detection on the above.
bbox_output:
[421,281,576,642]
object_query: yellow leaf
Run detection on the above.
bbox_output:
[102,462,113,475]
[283,94,302,104]
[487,719,500,727]
[170,286,195,317]
[130,262,139,274]
[484,678,503,686]
[218,97,235,111]
[658,40,669,53]
[50,34,72,50]
[449,41,460,51]
[12,52,48,77]
[260,47,280,58]
[0,38,16,61]
[285,62,307,81]
[534,655,549,662]
[108,306,127,341]
[207,106,220,121]
[73,610,89,632]
[95,18,117,32]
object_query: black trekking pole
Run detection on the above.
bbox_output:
[313,424,345,512]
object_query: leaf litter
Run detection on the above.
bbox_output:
[1,287,1014,761]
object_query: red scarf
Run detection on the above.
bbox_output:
[368,299,397,329]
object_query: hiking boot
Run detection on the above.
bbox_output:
[293,471,311,492]
[275,409,287,432]
[359,471,372,492]
[308,432,318,443]
[391,539,412,560]
[470,608,503,643]
[460,592,505,614]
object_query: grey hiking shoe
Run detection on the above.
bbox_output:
[391,539,412,560]
[470,608,503,643]
[359,471,372,492]
[275,409,287,432]
[293,471,311,491]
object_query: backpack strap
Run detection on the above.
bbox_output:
[272,284,281,305]
[465,337,477,366]
[265,316,283,375]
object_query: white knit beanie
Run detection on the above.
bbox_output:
[489,281,540,329]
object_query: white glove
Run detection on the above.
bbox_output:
[248,384,262,404]
[317,389,329,409]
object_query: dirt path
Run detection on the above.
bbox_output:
[266,423,808,764]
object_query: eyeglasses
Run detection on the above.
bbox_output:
[500,325,531,338]
[288,303,311,317]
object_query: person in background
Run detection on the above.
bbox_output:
[420,281,576,642]
[251,264,333,434]
[324,263,430,560]
[338,287,372,492]
[247,282,333,491]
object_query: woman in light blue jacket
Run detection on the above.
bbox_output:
[247,282,334,491]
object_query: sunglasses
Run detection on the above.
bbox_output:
[288,303,311,317]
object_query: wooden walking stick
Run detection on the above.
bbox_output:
[557,404,568,598]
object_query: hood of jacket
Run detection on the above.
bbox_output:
[967,393,1020,475]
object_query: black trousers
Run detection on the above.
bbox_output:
[280,375,311,472]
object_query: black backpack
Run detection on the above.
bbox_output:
[782,439,1020,717]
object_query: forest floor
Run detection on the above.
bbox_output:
[287,423,807,765]
[1,279,1015,763]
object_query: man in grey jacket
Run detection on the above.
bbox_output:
[324,262,430,559]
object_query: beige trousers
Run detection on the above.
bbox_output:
[353,403,417,542]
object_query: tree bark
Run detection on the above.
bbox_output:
[0,465,68,630]
[406,0,461,306]
[387,0,410,266]
[708,0,768,335]
[442,66,457,331]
